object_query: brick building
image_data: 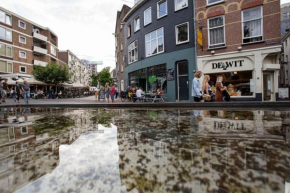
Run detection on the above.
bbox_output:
[0,6,65,79]
[195,0,281,101]
[115,5,131,92]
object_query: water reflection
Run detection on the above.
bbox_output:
[0,108,288,193]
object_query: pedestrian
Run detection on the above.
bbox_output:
[94,87,99,100]
[1,78,8,102]
[192,71,204,102]
[21,80,30,104]
[11,87,16,102]
[215,75,227,102]
[15,81,21,103]
[104,83,110,103]
[202,75,213,102]
[115,85,119,99]
[110,84,116,103]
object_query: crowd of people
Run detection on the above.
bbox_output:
[192,71,230,102]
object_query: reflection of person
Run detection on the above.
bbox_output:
[215,76,227,102]
[193,110,203,121]
[192,71,204,102]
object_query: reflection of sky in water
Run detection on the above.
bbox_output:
[15,124,127,193]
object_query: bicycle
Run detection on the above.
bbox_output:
[121,91,132,102]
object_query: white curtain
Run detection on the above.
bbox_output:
[244,20,261,37]
[210,27,224,45]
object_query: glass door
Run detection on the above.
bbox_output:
[263,73,274,101]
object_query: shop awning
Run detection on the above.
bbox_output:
[263,64,280,71]
[25,76,47,85]
[72,82,86,88]
[6,77,16,85]
[61,82,73,87]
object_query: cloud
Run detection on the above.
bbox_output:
[0,0,133,71]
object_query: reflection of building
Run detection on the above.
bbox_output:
[116,109,290,193]
[121,0,196,101]
[281,3,290,38]
[59,50,91,86]
[195,0,281,101]
[0,108,96,193]
[281,31,290,88]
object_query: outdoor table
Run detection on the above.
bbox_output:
[150,94,165,103]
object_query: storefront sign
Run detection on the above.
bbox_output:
[167,69,175,81]
[149,76,157,82]
[212,60,244,70]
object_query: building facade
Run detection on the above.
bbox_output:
[123,0,196,102]
[115,5,131,92]
[0,6,63,78]
[195,0,281,101]
[59,50,91,86]
[281,3,290,38]
[281,31,290,88]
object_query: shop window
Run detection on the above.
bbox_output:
[129,71,138,87]
[206,71,254,97]
[208,16,225,48]
[148,64,167,93]
[242,6,263,44]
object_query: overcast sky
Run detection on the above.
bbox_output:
[0,0,289,72]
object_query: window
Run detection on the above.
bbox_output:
[144,7,152,26]
[0,60,13,73]
[207,0,224,6]
[145,28,164,57]
[134,16,140,32]
[0,27,12,41]
[157,0,167,19]
[18,20,26,29]
[19,51,26,59]
[176,22,189,44]
[19,36,26,44]
[208,16,225,48]
[127,23,131,37]
[148,64,167,93]
[284,13,287,20]
[20,66,26,73]
[175,0,188,11]
[0,43,12,57]
[0,10,11,25]
[242,6,263,44]
[51,45,56,56]
[128,40,138,64]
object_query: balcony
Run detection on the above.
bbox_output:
[50,39,57,46]
[33,32,47,42]
[33,60,48,67]
[33,46,47,55]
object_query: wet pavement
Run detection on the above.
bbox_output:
[0,108,289,193]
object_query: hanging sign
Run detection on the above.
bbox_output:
[197,28,203,47]
[149,76,157,82]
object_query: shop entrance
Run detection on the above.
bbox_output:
[177,61,189,101]
[139,78,147,91]
[263,72,274,101]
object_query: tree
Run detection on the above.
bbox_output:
[91,73,98,86]
[97,67,112,86]
[32,62,70,92]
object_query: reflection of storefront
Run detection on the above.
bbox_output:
[197,46,281,101]
[128,64,167,92]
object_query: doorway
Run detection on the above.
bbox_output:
[177,61,189,101]
[263,72,274,101]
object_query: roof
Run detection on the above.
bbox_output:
[123,0,149,22]
[0,6,58,37]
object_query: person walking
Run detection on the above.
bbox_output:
[192,71,204,102]
[110,84,116,103]
[215,75,227,102]
[11,87,16,102]
[1,78,8,102]
[15,81,21,103]
[202,75,213,102]
[104,83,110,103]
[21,80,30,104]
[115,85,119,99]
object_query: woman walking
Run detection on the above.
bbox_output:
[110,84,116,103]
[15,81,21,103]
[104,83,110,103]
[202,75,213,101]
[192,71,204,102]
[215,75,227,102]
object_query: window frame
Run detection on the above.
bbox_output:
[241,6,263,44]
[18,20,26,29]
[175,22,189,45]
[0,60,13,73]
[128,40,138,64]
[145,27,165,57]
[0,43,12,57]
[19,66,26,73]
[51,45,56,56]
[174,0,188,11]
[127,23,132,38]
[0,10,12,25]
[207,0,224,6]
[207,15,226,48]
[0,27,12,42]
[157,0,168,19]
[134,16,140,32]
[19,35,26,44]
[19,50,26,59]
[144,7,152,27]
